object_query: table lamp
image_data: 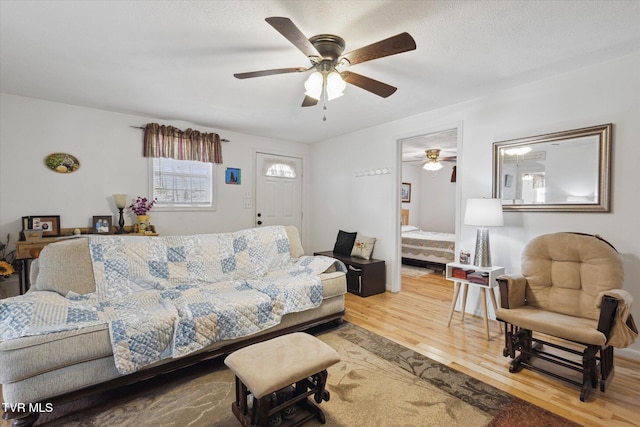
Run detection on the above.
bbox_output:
[464,198,504,267]
[112,194,128,234]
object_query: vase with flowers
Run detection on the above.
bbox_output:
[128,196,157,233]
[0,233,16,281]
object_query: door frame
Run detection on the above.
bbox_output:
[393,121,464,292]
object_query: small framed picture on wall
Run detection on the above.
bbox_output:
[401,182,411,203]
[225,167,241,184]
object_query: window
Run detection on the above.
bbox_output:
[262,158,297,178]
[150,157,214,210]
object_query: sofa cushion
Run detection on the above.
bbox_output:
[284,225,304,258]
[351,233,376,260]
[333,230,356,256]
[32,238,96,296]
[496,305,605,346]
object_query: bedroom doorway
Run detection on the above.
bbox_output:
[397,126,460,290]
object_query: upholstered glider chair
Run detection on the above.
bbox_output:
[496,232,637,401]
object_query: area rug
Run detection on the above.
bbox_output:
[29,322,579,426]
[401,265,435,277]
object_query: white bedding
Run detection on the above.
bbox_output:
[401,226,455,265]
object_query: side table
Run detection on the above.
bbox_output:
[314,251,386,297]
[445,262,505,341]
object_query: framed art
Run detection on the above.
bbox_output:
[24,215,61,237]
[44,152,80,173]
[225,167,241,184]
[93,216,113,234]
[401,182,411,203]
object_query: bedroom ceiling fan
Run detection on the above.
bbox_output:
[234,17,417,108]
[404,149,457,171]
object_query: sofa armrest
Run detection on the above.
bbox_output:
[596,289,638,348]
[497,274,527,310]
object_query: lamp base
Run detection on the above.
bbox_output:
[473,227,492,268]
[115,208,127,234]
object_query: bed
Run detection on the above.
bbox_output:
[401,209,455,270]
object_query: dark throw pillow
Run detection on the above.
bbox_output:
[333,230,357,255]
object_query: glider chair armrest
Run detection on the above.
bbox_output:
[597,289,638,348]
[497,274,527,310]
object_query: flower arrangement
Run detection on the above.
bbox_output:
[128,196,157,216]
[0,233,16,280]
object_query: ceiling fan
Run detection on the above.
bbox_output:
[404,149,457,171]
[234,17,417,107]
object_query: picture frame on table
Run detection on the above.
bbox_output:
[93,216,113,234]
[401,182,411,203]
[22,215,61,237]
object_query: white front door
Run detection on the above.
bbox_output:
[255,153,303,232]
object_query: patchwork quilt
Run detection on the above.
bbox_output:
[0,226,346,374]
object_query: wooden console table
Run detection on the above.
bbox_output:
[14,227,158,294]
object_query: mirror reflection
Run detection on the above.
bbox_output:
[493,124,611,212]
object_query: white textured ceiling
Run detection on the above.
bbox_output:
[1,1,639,144]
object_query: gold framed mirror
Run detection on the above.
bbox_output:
[492,124,611,212]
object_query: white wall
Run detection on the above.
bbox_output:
[418,163,456,233]
[0,94,312,247]
[311,53,640,355]
[402,162,456,232]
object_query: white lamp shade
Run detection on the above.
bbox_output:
[113,194,128,208]
[464,198,504,226]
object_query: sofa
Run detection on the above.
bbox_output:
[0,225,347,426]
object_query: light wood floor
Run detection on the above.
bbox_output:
[344,271,640,427]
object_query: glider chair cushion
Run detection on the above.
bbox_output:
[496,232,637,402]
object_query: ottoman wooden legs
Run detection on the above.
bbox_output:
[225,333,340,426]
[232,369,331,426]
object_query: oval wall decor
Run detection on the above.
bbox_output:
[45,153,80,173]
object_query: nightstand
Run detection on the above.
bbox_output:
[445,262,505,340]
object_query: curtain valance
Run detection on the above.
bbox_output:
[143,123,223,164]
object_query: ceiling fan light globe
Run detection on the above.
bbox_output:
[504,146,532,156]
[423,161,443,171]
[327,71,346,91]
[304,72,323,100]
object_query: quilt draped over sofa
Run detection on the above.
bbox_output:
[0,226,345,374]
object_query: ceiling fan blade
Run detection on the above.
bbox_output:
[339,32,416,66]
[234,67,306,79]
[341,72,397,98]
[265,17,321,59]
[301,95,318,107]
